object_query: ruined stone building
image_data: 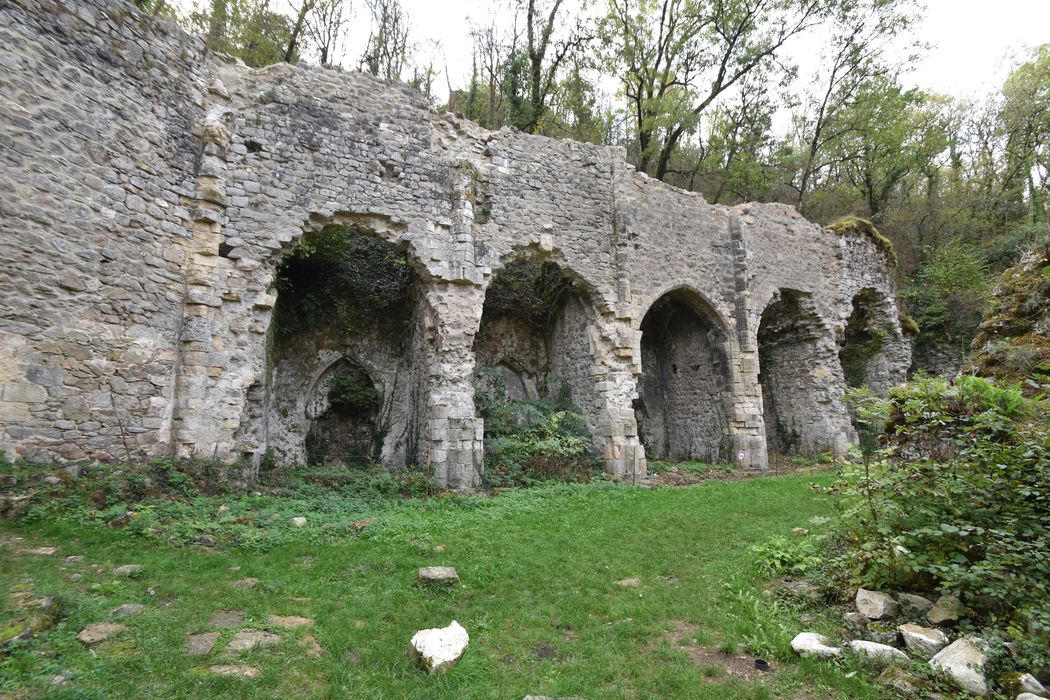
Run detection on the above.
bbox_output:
[0,0,912,489]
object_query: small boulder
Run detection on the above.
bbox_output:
[291,517,307,528]
[843,612,869,631]
[878,666,930,695]
[899,623,949,659]
[77,622,125,646]
[615,577,641,588]
[1019,694,1048,700]
[112,564,143,577]
[847,640,910,666]
[227,630,281,652]
[856,588,900,620]
[111,604,147,618]
[930,637,988,696]
[998,673,1049,698]
[790,632,841,658]
[410,620,469,673]
[108,511,135,528]
[898,592,934,615]
[927,595,963,625]
[418,567,460,586]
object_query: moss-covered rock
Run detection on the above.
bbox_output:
[968,244,1050,392]
[827,216,899,267]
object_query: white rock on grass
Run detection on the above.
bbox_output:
[847,640,910,666]
[930,637,989,696]
[417,567,459,585]
[410,620,469,673]
[790,632,841,658]
[856,588,900,620]
[899,623,949,659]
[291,517,307,528]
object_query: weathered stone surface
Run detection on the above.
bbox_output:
[930,637,989,696]
[111,604,147,617]
[928,595,963,625]
[843,612,869,631]
[208,610,245,628]
[790,632,841,658]
[0,0,909,486]
[847,640,909,666]
[267,614,313,629]
[410,620,469,672]
[856,588,900,620]
[291,517,307,528]
[112,564,143,577]
[209,665,261,679]
[615,577,642,588]
[226,630,281,652]
[418,567,459,585]
[998,672,1049,698]
[186,632,219,655]
[898,592,934,615]
[899,623,949,659]
[77,622,125,645]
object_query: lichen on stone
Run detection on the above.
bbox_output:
[827,216,899,268]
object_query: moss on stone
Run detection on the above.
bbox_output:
[827,216,899,268]
[899,314,920,336]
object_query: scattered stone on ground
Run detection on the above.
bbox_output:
[208,609,245,628]
[930,637,988,696]
[998,673,1049,698]
[418,567,460,586]
[64,555,84,563]
[112,564,143,577]
[897,592,934,615]
[843,612,869,631]
[291,517,307,527]
[2,596,62,643]
[77,622,125,646]
[107,511,135,528]
[846,640,909,666]
[878,666,929,695]
[351,518,375,534]
[18,546,57,555]
[899,623,949,659]
[111,604,147,618]
[777,578,823,603]
[615,577,642,588]
[856,588,900,620]
[410,620,469,673]
[227,629,281,652]
[50,672,73,687]
[299,635,324,657]
[186,632,219,656]
[792,527,809,536]
[232,578,258,590]
[927,595,962,625]
[790,632,841,658]
[267,614,313,629]
[208,665,261,679]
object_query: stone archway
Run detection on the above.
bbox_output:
[260,223,423,466]
[757,289,844,456]
[634,289,733,463]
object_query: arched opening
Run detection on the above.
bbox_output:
[472,257,599,483]
[634,290,732,463]
[263,224,421,466]
[758,289,838,456]
[839,288,894,391]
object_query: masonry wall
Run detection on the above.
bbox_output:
[0,0,911,487]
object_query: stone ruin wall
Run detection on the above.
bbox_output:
[0,0,911,489]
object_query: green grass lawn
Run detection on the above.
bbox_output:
[0,475,880,699]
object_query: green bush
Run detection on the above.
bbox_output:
[830,375,1049,663]
[475,370,599,487]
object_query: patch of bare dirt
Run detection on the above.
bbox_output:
[659,621,774,682]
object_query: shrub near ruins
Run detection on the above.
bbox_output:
[832,376,1050,669]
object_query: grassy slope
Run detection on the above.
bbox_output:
[1,476,878,699]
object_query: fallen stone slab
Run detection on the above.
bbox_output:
[899,623,949,659]
[930,637,988,696]
[111,604,147,618]
[790,632,841,658]
[186,632,219,656]
[410,620,469,673]
[227,629,281,652]
[418,566,460,585]
[77,622,125,646]
[847,640,909,666]
[267,614,313,629]
[208,610,245,628]
[856,588,900,620]
[209,665,261,679]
